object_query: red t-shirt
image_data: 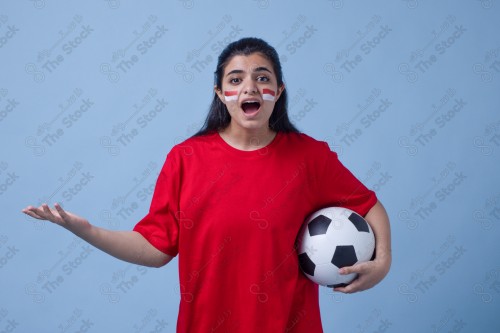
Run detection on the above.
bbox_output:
[134,131,377,332]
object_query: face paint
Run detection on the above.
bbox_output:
[224,90,238,102]
[262,88,276,102]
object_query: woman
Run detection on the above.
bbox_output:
[23,37,391,332]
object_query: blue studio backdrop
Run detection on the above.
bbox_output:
[1,1,500,332]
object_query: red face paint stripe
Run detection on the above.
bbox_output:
[224,91,238,96]
[262,88,275,96]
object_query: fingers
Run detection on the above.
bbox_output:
[42,203,54,216]
[339,261,371,275]
[54,203,69,221]
[22,203,62,224]
[22,205,49,220]
[22,206,44,220]
[334,262,374,294]
[334,278,365,294]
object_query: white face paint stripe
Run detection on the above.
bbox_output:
[224,90,238,102]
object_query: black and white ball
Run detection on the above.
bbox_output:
[297,207,375,288]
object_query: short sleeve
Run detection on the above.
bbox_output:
[133,150,180,257]
[313,143,377,217]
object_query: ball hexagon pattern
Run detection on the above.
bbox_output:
[297,207,375,287]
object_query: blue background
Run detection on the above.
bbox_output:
[1,1,499,332]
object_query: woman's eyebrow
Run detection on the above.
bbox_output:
[225,66,272,77]
[226,69,244,77]
[253,66,272,74]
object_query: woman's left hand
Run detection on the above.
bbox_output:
[334,200,392,294]
[333,256,391,293]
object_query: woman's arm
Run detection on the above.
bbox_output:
[22,203,172,268]
[334,200,392,293]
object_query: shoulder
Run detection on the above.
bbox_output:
[157,133,219,173]
[167,131,219,159]
[279,131,332,154]
[172,132,218,150]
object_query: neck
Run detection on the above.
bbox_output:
[219,124,276,151]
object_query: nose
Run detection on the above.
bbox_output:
[243,80,258,94]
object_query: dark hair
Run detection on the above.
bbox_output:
[193,37,299,136]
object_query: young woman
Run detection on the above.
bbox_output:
[23,37,391,332]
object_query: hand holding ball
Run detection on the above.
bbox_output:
[297,207,375,288]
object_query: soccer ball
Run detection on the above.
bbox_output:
[297,207,375,288]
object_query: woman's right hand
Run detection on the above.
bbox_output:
[22,203,90,234]
[22,203,172,267]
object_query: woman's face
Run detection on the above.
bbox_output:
[216,52,284,134]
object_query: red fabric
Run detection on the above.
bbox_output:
[134,131,377,333]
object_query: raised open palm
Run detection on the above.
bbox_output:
[22,203,89,232]
[22,203,171,267]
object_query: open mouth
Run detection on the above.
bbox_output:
[241,101,261,115]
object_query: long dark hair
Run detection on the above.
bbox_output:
[193,37,299,136]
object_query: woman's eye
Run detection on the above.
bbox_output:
[229,78,241,84]
[257,76,269,82]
